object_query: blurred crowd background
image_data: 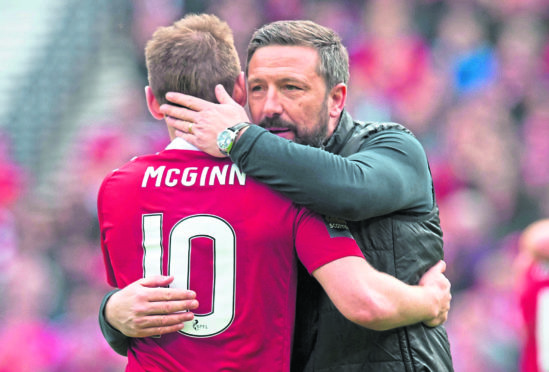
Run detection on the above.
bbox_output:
[0,0,548,371]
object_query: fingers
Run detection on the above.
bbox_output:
[164,115,193,134]
[423,293,451,328]
[127,312,195,338]
[143,286,197,303]
[436,260,446,273]
[215,84,236,105]
[143,311,195,328]
[160,104,197,123]
[138,275,175,288]
[423,311,448,328]
[165,92,211,111]
[144,298,199,315]
[426,260,446,274]
[134,300,198,318]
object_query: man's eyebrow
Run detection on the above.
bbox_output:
[247,77,263,85]
[279,77,304,84]
[280,77,310,89]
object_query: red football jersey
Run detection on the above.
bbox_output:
[519,260,549,372]
[98,139,363,372]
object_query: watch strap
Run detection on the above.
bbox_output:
[229,122,250,133]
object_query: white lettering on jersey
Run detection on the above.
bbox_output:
[141,164,246,188]
[142,166,166,187]
[210,165,228,185]
[182,167,198,186]
[199,167,209,186]
[165,168,180,187]
[229,165,246,185]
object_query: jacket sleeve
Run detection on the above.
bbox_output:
[230,125,433,221]
[98,289,130,356]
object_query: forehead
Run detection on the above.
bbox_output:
[247,45,321,82]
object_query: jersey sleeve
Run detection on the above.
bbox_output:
[98,289,130,356]
[294,209,364,274]
[97,173,118,288]
[231,125,432,221]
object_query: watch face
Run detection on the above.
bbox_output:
[217,130,235,154]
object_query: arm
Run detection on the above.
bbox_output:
[294,209,449,329]
[231,125,432,220]
[312,258,451,330]
[99,290,129,356]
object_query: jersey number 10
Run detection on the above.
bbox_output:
[142,213,236,338]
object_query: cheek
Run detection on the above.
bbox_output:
[249,109,263,124]
[289,102,319,129]
[284,99,308,119]
[247,101,262,123]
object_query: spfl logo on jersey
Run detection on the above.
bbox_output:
[323,216,353,238]
[193,319,208,331]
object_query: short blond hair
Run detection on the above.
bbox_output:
[145,14,241,105]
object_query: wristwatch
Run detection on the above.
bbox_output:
[217,122,250,156]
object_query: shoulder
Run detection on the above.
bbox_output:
[353,120,414,138]
[97,153,157,195]
[353,121,417,147]
[354,122,426,157]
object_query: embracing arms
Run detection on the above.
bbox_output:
[98,258,450,355]
[312,258,450,330]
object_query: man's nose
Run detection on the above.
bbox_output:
[263,89,283,117]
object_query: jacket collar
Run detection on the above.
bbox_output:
[323,109,355,154]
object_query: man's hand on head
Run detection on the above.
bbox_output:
[160,84,251,157]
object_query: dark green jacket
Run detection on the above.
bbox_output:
[231,111,453,371]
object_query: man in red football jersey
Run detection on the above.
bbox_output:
[517,219,549,372]
[98,14,451,371]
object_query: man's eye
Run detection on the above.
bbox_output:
[250,85,263,92]
[285,85,300,91]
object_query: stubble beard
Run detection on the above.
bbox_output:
[259,100,330,148]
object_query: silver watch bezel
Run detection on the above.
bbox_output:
[217,123,250,156]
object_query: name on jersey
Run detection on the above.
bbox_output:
[141,164,246,188]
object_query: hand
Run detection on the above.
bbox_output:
[419,261,451,327]
[159,84,251,157]
[105,276,199,337]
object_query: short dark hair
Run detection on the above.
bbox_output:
[145,13,240,105]
[246,20,349,89]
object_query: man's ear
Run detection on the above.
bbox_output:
[328,83,347,119]
[145,86,164,120]
[232,71,247,107]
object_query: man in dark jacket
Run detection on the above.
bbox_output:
[100,19,454,371]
